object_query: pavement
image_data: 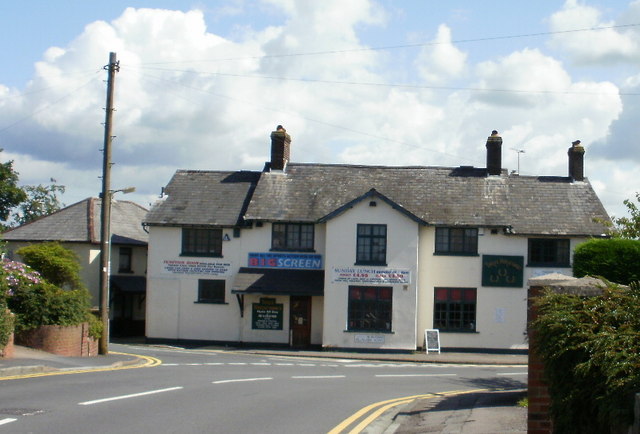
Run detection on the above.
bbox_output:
[0,343,528,433]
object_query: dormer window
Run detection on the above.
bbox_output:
[271,223,314,251]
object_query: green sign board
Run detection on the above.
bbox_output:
[482,255,524,288]
[252,298,283,330]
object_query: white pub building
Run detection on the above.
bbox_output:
[143,127,609,352]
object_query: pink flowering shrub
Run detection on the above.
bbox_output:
[1,259,41,296]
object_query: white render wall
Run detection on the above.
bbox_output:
[417,228,586,350]
[322,199,419,350]
[146,222,326,344]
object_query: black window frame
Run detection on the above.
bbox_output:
[435,227,478,256]
[347,286,393,332]
[356,224,387,265]
[118,246,133,273]
[434,287,477,332]
[181,228,223,257]
[528,238,570,267]
[271,223,314,251]
[196,279,226,304]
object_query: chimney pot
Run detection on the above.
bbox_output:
[486,130,503,176]
[270,125,291,171]
[568,140,585,181]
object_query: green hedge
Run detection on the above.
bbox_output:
[532,282,640,433]
[573,238,640,285]
[8,281,91,333]
[0,302,14,349]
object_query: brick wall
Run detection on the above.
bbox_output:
[15,323,98,357]
[0,332,14,358]
[527,284,552,434]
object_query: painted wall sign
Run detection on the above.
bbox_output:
[162,259,231,276]
[248,252,323,270]
[252,298,283,330]
[332,267,410,285]
[354,334,385,344]
[482,255,524,287]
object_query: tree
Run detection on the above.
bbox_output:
[13,179,65,226]
[0,150,27,228]
[16,242,84,290]
[606,192,640,239]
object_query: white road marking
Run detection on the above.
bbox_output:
[205,363,224,366]
[292,375,346,379]
[0,418,17,426]
[375,374,457,378]
[250,363,271,366]
[275,363,294,366]
[228,363,247,365]
[298,363,316,366]
[78,387,183,406]
[213,377,273,384]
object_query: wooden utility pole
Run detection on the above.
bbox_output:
[99,52,119,355]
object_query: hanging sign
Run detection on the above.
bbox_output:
[482,255,524,287]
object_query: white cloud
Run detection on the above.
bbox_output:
[415,24,467,84]
[548,0,638,64]
[0,0,637,220]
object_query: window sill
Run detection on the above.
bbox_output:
[180,254,223,258]
[344,330,394,334]
[526,263,570,268]
[354,262,388,267]
[433,252,479,257]
[438,330,479,334]
[269,248,316,253]
[194,301,228,305]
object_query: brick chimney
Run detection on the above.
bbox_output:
[270,125,291,171]
[486,130,502,176]
[568,140,585,181]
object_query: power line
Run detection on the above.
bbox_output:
[139,23,640,65]
[0,74,101,135]
[127,64,638,96]
[129,69,482,166]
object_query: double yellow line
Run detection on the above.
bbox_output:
[328,388,490,434]
[0,351,162,381]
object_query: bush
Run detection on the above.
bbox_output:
[0,302,14,349]
[8,281,92,333]
[573,238,640,285]
[16,242,83,290]
[532,282,640,433]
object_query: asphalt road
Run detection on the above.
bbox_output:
[0,344,527,433]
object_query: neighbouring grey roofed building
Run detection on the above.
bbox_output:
[145,162,609,237]
[3,198,148,245]
[144,170,261,227]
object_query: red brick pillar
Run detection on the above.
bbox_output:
[527,275,606,434]
[527,284,552,434]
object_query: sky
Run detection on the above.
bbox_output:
[0,0,638,220]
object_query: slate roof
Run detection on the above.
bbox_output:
[146,163,610,237]
[144,170,260,227]
[3,198,148,245]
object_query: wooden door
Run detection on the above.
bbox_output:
[290,296,311,348]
